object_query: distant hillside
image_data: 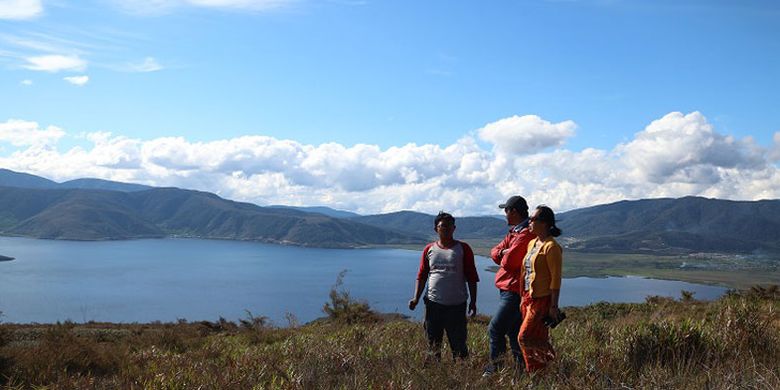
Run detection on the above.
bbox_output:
[558,196,780,254]
[0,168,58,189]
[3,168,778,253]
[0,168,151,192]
[0,186,425,248]
[269,205,361,219]
[59,178,152,192]
[351,211,508,240]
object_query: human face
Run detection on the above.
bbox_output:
[528,210,548,236]
[435,220,455,241]
[504,207,522,226]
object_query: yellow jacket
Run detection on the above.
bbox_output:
[522,237,563,298]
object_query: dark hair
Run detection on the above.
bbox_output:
[535,205,562,237]
[434,211,455,229]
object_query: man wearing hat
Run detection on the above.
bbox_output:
[483,195,535,375]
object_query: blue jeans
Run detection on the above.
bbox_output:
[488,290,522,364]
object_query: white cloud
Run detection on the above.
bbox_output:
[771,132,780,162]
[0,119,65,147]
[0,112,777,216]
[187,0,292,10]
[617,111,765,184]
[113,0,295,14]
[125,57,163,72]
[0,0,42,20]
[20,79,32,85]
[23,54,86,72]
[478,115,576,155]
[63,75,89,86]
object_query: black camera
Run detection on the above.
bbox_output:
[543,311,566,328]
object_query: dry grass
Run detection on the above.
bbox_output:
[0,287,777,389]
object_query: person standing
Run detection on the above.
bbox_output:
[518,205,563,373]
[409,211,479,360]
[483,195,535,375]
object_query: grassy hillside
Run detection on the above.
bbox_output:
[464,238,780,289]
[0,186,426,247]
[559,196,780,254]
[0,286,777,389]
[352,211,507,239]
[0,169,151,192]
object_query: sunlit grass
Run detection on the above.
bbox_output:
[0,286,777,389]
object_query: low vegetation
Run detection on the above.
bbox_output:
[0,286,777,389]
[465,240,780,289]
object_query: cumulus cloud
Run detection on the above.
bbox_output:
[20,79,32,85]
[478,115,576,155]
[0,119,65,147]
[618,111,765,184]
[0,112,777,216]
[23,54,86,72]
[0,0,42,20]
[63,75,89,86]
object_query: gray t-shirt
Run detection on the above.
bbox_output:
[417,241,478,305]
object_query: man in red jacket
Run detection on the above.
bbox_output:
[483,195,535,375]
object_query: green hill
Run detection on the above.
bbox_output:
[558,196,780,254]
[0,168,151,192]
[0,186,425,247]
[3,168,779,253]
[351,211,506,239]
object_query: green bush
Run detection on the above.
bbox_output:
[716,296,778,357]
[3,324,123,385]
[623,319,713,371]
[322,270,379,324]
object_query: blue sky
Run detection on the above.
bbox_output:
[1,0,779,215]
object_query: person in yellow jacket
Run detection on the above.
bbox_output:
[517,205,563,373]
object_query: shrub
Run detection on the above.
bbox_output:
[3,324,123,384]
[589,301,637,320]
[680,290,696,303]
[322,270,379,324]
[623,319,713,371]
[645,295,675,305]
[716,296,779,357]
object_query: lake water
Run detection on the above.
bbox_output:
[0,237,727,325]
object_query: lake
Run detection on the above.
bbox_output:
[0,237,727,325]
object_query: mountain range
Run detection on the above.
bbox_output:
[1,168,779,254]
[0,170,424,248]
[556,197,780,254]
[0,168,151,192]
